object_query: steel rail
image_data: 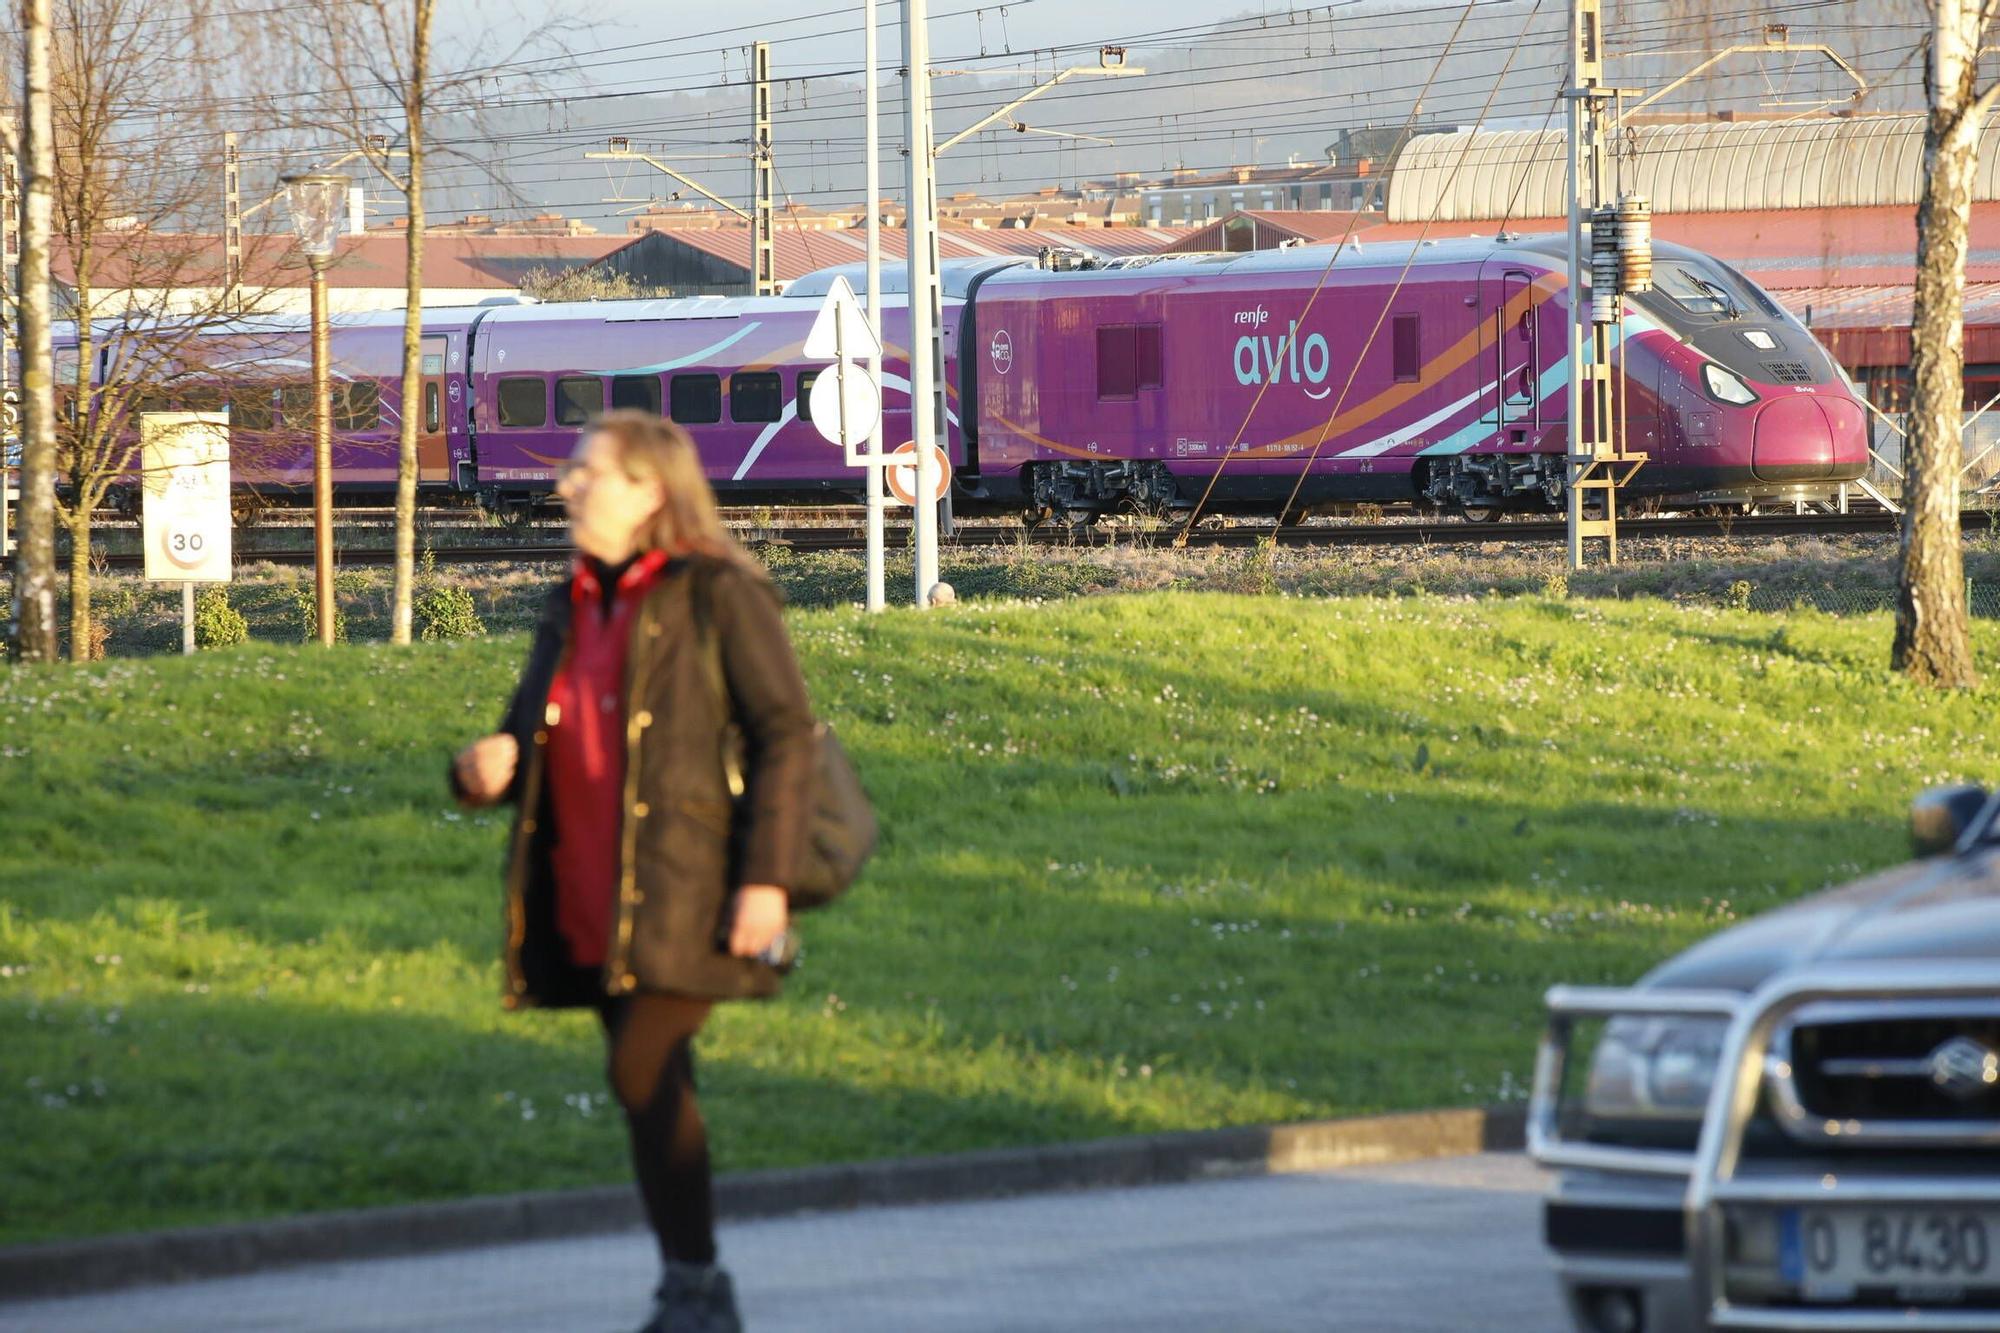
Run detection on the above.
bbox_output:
[7,509,1962,572]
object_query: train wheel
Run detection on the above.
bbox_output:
[1460,501,1503,524]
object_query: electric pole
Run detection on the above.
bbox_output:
[903,0,943,605]
[752,41,776,298]
[1563,0,1646,569]
[863,0,886,612]
[223,131,244,315]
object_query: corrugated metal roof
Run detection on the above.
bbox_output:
[1331,203,2000,289]
[1386,115,1995,222]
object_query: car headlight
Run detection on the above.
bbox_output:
[1702,362,1758,405]
[1584,1016,1730,1120]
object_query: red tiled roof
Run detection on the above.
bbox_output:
[1162,210,1378,252]
[50,231,635,291]
[1765,283,2000,364]
[651,224,1195,282]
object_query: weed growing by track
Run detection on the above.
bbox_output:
[3,591,1998,1242]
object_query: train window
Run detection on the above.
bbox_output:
[730,372,783,423]
[497,376,548,428]
[1392,314,1421,382]
[1136,324,1163,390]
[554,376,603,427]
[279,382,313,425]
[611,374,662,415]
[421,352,445,375]
[232,389,274,431]
[1097,325,1138,400]
[180,385,226,415]
[424,383,440,432]
[334,382,380,432]
[670,373,721,424]
[796,370,819,423]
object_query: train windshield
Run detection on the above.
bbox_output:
[1651,264,1740,318]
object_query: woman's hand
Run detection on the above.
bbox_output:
[728,885,789,959]
[453,733,519,807]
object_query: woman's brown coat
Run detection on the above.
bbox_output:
[490,555,817,1007]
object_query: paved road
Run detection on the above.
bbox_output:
[0,1153,1562,1332]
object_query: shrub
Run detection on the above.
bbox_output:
[1726,579,1754,612]
[416,584,484,641]
[194,587,248,648]
[412,546,485,640]
[1540,571,1569,600]
[294,585,347,643]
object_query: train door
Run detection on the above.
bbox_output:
[1491,268,1538,438]
[419,334,449,483]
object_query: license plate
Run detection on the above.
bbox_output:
[1781,1208,2000,1301]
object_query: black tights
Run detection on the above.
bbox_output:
[598,992,718,1268]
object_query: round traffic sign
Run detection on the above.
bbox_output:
[808,363,881,450]
[884,442,952,507]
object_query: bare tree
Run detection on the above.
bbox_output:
[1897,0,1998,687]
[9,0,57,663]
[37,0,292,660]
[278,0,576,645]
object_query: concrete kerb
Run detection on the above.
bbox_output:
[0,1104,1527,1303]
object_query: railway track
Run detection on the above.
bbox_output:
[13,508,1961,572]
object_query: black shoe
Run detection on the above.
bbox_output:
[635,1260,743,1333]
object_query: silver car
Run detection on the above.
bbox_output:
[1530,785,2000,1332]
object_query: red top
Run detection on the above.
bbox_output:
[546,550,670,967]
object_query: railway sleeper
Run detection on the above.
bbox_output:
[1025,460,1183,521]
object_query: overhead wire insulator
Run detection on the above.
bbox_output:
[1590,206,1621,324]
[1615,194,1652,293]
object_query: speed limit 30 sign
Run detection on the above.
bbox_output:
[141,413,231,583]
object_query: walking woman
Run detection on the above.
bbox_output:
[453,410,817,1333]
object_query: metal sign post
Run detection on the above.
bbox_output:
[804,275,886,461]
[140,412,231,652]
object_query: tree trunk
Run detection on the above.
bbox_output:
[1896,1,1988,687]
[390,0,431,647]
[10,0,58,663]
[66,506,89,661]
[66,273,93,662]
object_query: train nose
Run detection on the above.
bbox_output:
[1751,395,1838,482]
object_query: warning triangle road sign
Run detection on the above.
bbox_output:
[802,274,883,362]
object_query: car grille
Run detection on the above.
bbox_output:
[1773,1004,2000,1143]
[1760,360,1816,384]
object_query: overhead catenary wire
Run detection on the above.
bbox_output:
[1267,0,1552,531]
[1172,0,1492,541]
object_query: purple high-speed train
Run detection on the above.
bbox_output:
[63,232,1869,519]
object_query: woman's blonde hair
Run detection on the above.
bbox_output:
[586,410,764,575]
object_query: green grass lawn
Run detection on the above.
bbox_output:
[3,590,1998,1245]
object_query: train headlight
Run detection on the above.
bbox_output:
[1701,362,1758,406]
[1584,1016,1729,1121]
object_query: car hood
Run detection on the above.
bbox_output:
[1643,847,2000,992]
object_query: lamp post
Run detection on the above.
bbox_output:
[281,172,348,645]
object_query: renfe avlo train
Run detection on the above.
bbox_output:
[65,232,1870,520]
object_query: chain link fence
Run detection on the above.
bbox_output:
[1732,580,2000,618]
